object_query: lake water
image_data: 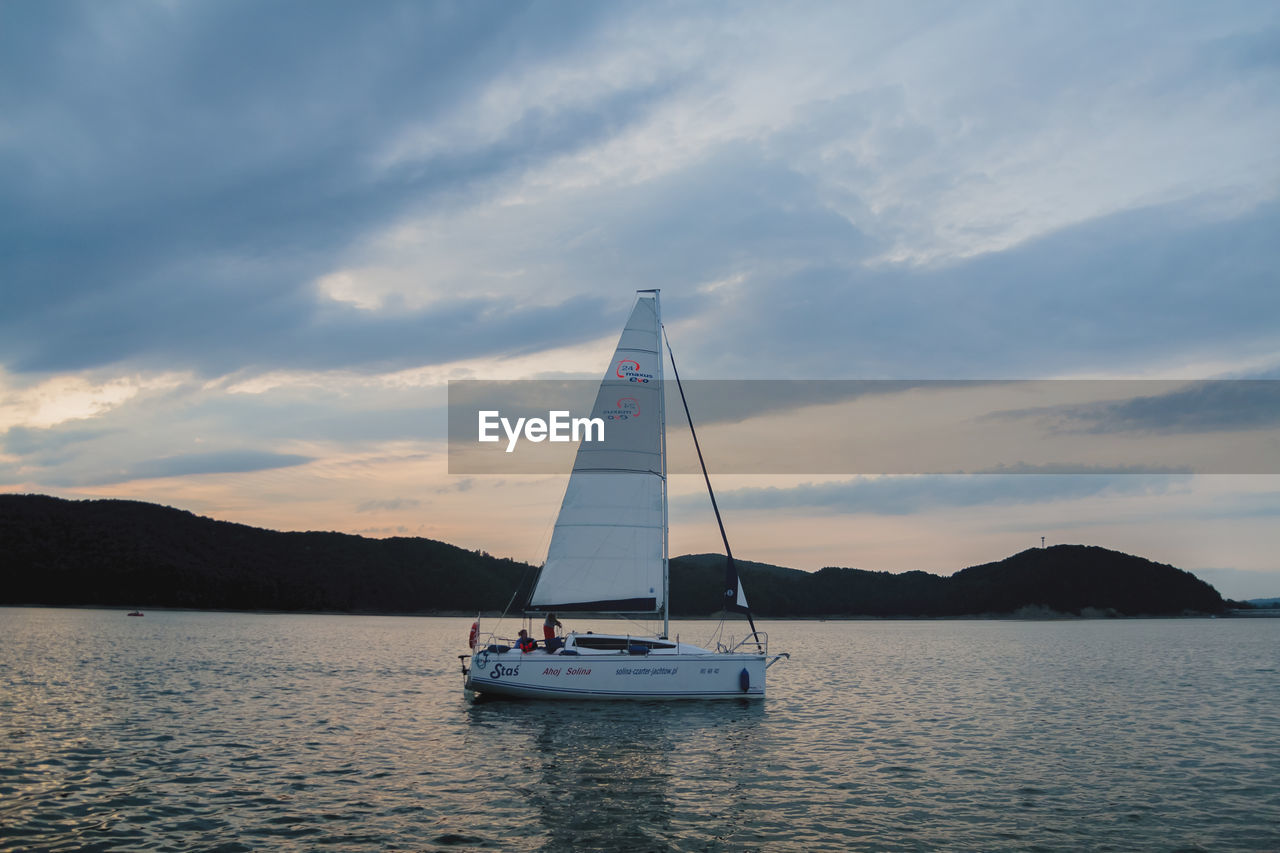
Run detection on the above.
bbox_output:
[1,609,1276,852]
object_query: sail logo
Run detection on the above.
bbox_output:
[602,397,640,420]
[478,410,605,452]
[615,359,654,383]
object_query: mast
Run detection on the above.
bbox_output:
[640,289,669,639]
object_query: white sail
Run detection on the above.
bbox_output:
[528,293,665,614]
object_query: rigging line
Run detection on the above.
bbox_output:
[661,324,759,642]
[504,556,542,624]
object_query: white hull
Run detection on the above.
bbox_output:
[463,633,771,700]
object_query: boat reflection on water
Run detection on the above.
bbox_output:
[464,698,766,851]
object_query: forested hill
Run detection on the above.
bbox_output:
[674,547,1225,617]
[0,494,534,613]
[1,494,1226,616]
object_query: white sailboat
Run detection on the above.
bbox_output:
[461,290,787,700]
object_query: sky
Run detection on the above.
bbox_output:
[2,1,1278,599]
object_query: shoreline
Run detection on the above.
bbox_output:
[4,604,1271,620]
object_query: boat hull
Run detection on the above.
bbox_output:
[464,647,767,700]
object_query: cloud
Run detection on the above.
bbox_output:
[6,445,309,484]
[990,488,1280,530]
[115,450,312,484]
[679,198,1280,380]
[1,423,101,456]
[356,497,423,513]
[0,1,634,376]
[680,473,1193,515]
[1192,567,1280,600]
[973,463,1195,475]
[434,478,474,495]
[2,2,1276,385]
[994,381,1280,435]
[0,372,184,431]
[0,375,447,491]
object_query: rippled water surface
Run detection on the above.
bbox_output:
[1,609,1277,851]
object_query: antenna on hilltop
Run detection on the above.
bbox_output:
[1041,536,1046,548]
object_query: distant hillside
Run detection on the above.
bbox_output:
[673,547,1225,617]
[0,494,535,613]
[1,494,1226,616]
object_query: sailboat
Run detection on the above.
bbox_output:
[461,290,786,699]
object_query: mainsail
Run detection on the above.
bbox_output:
[528,293,665,614]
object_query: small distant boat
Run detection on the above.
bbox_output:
[461,290,787,700]
[127,610,144,617]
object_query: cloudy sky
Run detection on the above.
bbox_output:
[2,1,1278,598]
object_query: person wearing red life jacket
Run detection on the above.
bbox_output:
[516,629,537,653]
